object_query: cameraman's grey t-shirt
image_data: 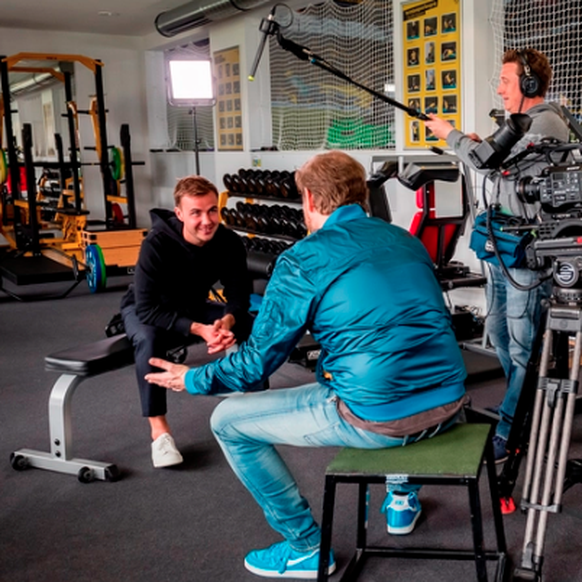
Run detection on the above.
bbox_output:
[446,102,570,219]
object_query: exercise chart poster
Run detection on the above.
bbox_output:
[402,0,461,148]
[214,46,243,151]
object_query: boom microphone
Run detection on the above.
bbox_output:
[248,7,278,81]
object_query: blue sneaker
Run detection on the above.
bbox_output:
[381,492,422,535]
[244,541,336,579]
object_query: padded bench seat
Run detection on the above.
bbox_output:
[10,334,136,483]
[45,334,134,376]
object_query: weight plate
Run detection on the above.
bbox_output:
[110,147,124,181]
[0,149,7,184]
[98,246,107,290]
[111,202,125,224]
[118,148,125,180]
[85,244,107,293]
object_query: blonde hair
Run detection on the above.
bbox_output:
[295,151,369,214]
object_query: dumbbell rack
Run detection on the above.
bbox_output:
[221,168,307,262]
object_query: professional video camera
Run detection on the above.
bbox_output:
[511,143,582,295]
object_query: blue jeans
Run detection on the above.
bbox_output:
[485,264,550,439]
[210,383,456,552]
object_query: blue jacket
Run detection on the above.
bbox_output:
[185,205,466,421]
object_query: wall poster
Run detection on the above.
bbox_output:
[214,46,243,151]
[402,0,461,148]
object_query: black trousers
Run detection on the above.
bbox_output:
[122,303,251,417]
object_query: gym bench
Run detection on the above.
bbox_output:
[10,334,134,483]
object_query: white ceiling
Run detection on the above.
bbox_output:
[0,0,193,37]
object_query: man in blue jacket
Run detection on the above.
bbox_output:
[146,151,467,579]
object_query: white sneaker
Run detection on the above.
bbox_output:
[151,433,183,468]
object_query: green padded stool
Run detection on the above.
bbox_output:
[317,423,507,582]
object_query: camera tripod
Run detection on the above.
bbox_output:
[504,288,582,581]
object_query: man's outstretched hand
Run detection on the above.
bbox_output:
[145,358,189,391]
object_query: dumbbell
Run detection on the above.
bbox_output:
[252,238,268,253]
[233,208,246,228]
[231,174,243,193]
[268,215,284,235]
[245,176,256,194]
[280,174,299,200]
[255,214,270,234]
[223,173,234,192]
[239,174,251,193]
[220,207,233,225]
[253,175,265,195]
[243,210,259,232]
[262,176,274,197]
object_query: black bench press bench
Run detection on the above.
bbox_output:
[10,334,135,483]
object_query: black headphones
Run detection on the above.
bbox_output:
[518,49,542,98]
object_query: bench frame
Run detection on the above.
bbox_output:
[11,373,120,482]
[10,334,134,483]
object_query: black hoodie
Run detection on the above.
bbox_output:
[121,208,250,336]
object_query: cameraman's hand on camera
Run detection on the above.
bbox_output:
[466,132,482,142]
[424,114,455,141]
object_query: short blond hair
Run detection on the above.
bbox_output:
[295,151,369,214]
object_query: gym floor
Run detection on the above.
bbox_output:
[1,278,582,582]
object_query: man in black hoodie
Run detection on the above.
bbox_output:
[121,175,251,467]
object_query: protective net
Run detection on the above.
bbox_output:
[489,0,582,115]
[164,41,215,151]
[269,0,395,151]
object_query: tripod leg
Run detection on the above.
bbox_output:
[533,384,566,555]
[521,329,552,502]
[498,315,548,510]
[516,320,582,580]
[533,330,581,559]
[521,374,554,558]
[553,331,582,506]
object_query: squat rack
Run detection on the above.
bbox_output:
[0,53,144,296]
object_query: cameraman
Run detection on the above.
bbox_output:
[424,48,570,462]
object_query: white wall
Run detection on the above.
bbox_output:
[0,27,153,226]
